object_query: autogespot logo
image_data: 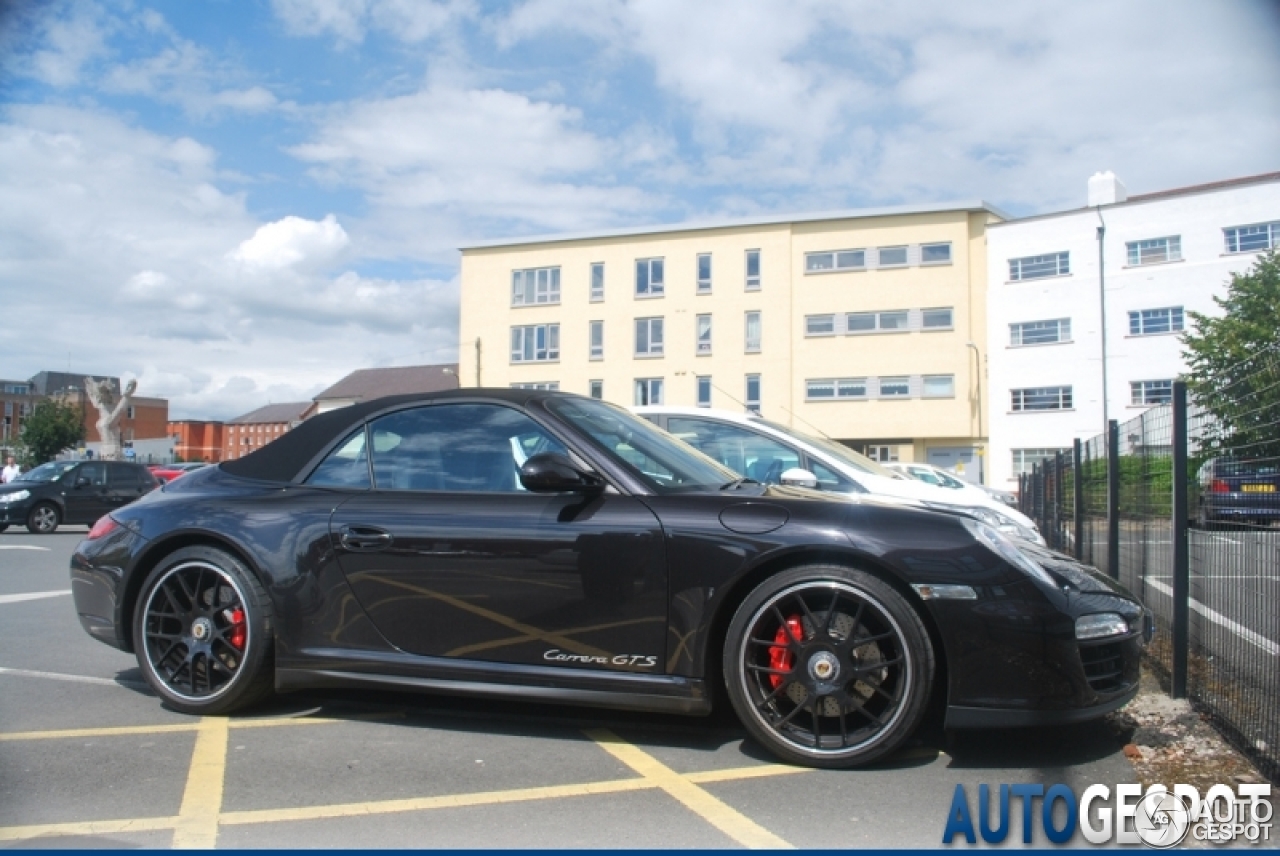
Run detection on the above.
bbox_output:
[942,782,1273,847]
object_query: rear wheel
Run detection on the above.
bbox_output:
[133,546,274,714]
[724,565,934,768]
[26,502,60,534]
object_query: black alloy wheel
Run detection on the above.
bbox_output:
[26,502,60,534]
[725,565,933,768]
[133,546,274,715]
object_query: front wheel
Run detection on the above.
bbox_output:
[724,565,934,768]
[26,502,60,534]
[133,546,275,714]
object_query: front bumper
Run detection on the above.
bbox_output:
[70,520,147,652]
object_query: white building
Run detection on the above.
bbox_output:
[986,171,1280,489]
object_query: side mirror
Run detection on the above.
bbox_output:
[779,468,820,489]
[519,452,602,493]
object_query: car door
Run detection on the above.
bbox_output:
[106,463,154,510]
[323,402,668,673]
[59,462,111,524]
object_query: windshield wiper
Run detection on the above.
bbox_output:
[720,477,760,491]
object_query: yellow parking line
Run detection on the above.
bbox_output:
[0,816,179,842]
[0,711,400,743]
[220,777,653,825]
[586,729,794,850]
[172,717,228,849]
[685,763,813,784]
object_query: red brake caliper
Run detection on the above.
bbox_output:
[226,608,246,650]
[768,616,804,689]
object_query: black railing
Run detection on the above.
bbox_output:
[1020,368,1280,784]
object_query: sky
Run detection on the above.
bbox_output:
[2,0,1278,421]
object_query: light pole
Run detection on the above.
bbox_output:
[1096,207,1109,431]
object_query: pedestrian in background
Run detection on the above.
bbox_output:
[1,456,19,483]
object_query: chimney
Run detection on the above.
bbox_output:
[1088,171,1128,207]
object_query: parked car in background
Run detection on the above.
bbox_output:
[0,460,159,533]
[635,406,1043,544]
[886,461,1018,508]
[1195,457,1280,528]
[71,389,1148,769]
[148,462,208,483]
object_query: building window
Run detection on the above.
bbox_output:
[512,267,561,306]
[635,317,664,357]
[806,378,868,400]
[1131,379,1173,405]
[511,323,560,363]
[745,374,761,414]
[1011,318,1072,346]
[805,314,836,336]
[847,310,908,333]
[510,382,560,390]
[921,308,953,329]
[696,376,711,407]
[589,380,603,400]
[878,376,910,397]
[745,250,761,291]
[1129,306,1183,336]
[866,445,899,463]
[1012,448,1068,476]
[590,262,604,301]
[744,311,762,353]
[636,258,665,297]
[697,253,712,293]
[696,314,712,354]
[635,378,664,406]
[922,375,955,398]
[1011,386,1073,412]
[920,243,952,265]
[1126,236,1181,266]
[1009,252,1070,281]
[1224,221,1279,254]
[877,246,908,267]
[589,320,604,360]
[805,249,866,273]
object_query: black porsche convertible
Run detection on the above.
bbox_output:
[71,389,1150,768]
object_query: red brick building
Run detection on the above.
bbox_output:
[223,402,313,461]
[168,420,226,463]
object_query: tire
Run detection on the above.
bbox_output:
[0,524,8,533]
[724,565,934,769]
[26,502,60,534]
[133,546,275,715]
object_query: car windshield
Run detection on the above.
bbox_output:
[547,397,737,493]
[748,417,898,478]
[15,461,79,483]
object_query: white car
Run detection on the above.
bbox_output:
[886,461,1019,508]
[634,406,1043,545]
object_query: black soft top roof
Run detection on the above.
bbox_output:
[219,388,552,484]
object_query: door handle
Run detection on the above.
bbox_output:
[339,525,394,552]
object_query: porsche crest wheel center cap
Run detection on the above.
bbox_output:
[808,651,839,682]
[191,617,212,642]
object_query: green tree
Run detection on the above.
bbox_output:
[19,399,85,464]
[1182,248,1280,458]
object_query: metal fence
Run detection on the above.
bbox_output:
[1019,371,1280,784]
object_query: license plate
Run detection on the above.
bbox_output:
[1240,484,1276,493]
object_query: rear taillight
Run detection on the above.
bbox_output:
[86,516,119,540]
[1209,479,1231,493]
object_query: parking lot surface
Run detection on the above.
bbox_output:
[1,530,1140,849]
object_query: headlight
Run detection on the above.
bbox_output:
[0,490,30,504]
[962,518,1060,590]
[1075,613,1130,641]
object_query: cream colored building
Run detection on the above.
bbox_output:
[459,202,1005,479]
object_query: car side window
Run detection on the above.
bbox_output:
[367,404,567,493]
[74,463,107,486]
[666,417,799,485]
[107,463,141,489]
[307,429,373,488]
[804,457,856,492]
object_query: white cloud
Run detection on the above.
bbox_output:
[1,0,113,87]
[232,215,350,270]
[270,0,476,44]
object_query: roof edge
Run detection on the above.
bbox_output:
[459,200,1010,251]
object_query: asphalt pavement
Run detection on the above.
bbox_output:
[0,529,1142,849]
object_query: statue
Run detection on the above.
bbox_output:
[85,377,136,460]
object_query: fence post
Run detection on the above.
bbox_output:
[1073,439,1084,561]
[1171,381,1190,699]
[1107,419,1120,580]
[1053,450,1065,550]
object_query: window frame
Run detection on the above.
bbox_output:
[696,375,712,407]
[635,316,665,358]
[1011,385,1074,412]
[744,311,762,353]
[696,253,712,294]
[744,374,761,414]
[589,319,604,361]
[745,249,761,291]
[1130,379,1174,406]
[1223,221,1280,254]
[696,313,712,355]
[511,266,562,307]
[1008,251,1071,281]
[1010,318,1072,347]
[634,377,664,406]
[1125,236,1182,267]
[876,246,908,268]
[588,380,603,400]
[635,257,665,297]
[510,323,560,363]
[1128,306,1184,336]
[920,242,952,265]
[590,262,605,302]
